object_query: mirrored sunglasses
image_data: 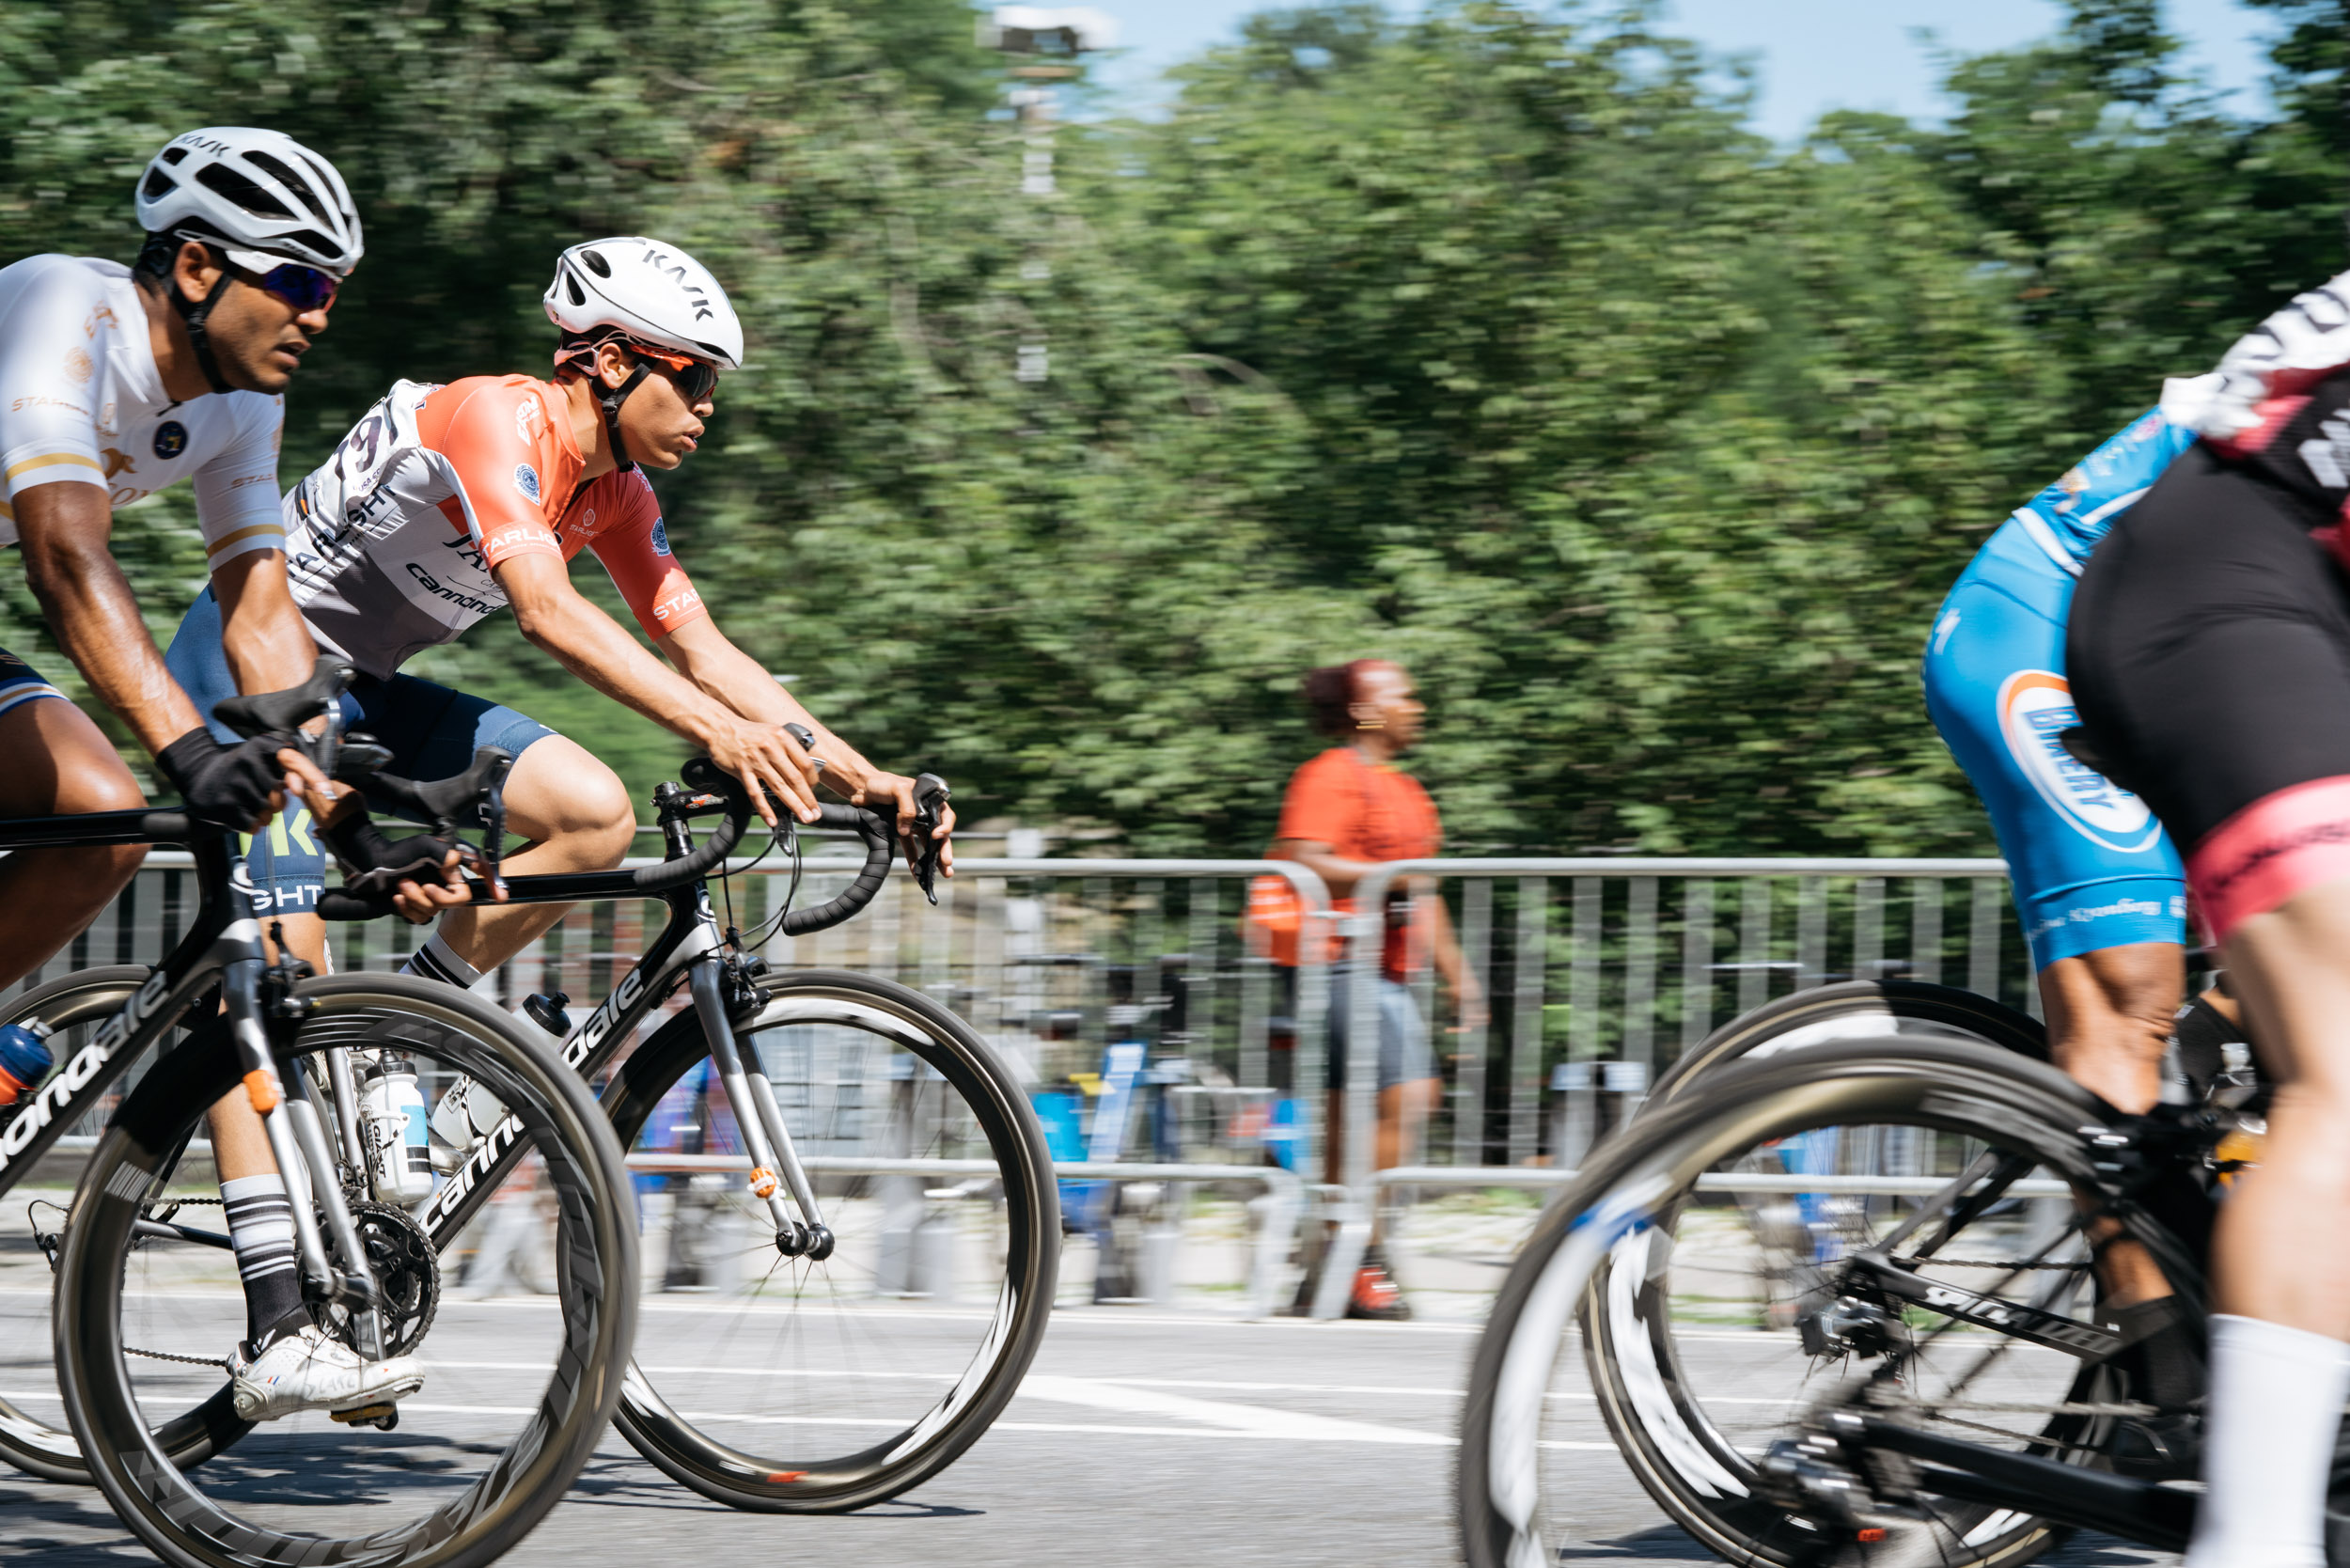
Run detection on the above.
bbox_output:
[221,245,341,312]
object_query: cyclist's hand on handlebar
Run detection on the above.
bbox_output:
[277,743,340,817]
[694,713,822,828]
[388,853,481,925]
[159,729,305,829]
[860,771,956,881]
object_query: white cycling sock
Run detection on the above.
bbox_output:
[221,1173,303,1348]
[399,933,482,991]
[2186,1313,2350,1568]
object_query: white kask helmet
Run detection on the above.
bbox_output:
[134,127,363,277]
[543,236,744,370]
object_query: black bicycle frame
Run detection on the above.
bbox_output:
[0,816,256,1193]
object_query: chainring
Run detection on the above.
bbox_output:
[311,1199,440,1359]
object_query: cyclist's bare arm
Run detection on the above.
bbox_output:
[494,550,820,825]
[210,548,345,811]
[657,615,956,873]
[15,481,321,811]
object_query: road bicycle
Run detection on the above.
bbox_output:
[0,661,640,1568]
[8,714,1061,1518]
[1456,1002,2291,1568]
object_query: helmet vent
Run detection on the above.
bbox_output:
[692,340,726,360]
[141,168,177,200]
[160,146,189,165]
[566,274,586,306]
[243,149,324,222]
[195,162,292,219]
[581,248,612,278]
[276,228,339,261]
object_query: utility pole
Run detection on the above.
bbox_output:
[979,8,1118,385]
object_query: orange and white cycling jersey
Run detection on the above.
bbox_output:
[283,374,706,677]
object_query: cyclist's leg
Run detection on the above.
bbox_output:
[364,673,633,980]
[2069,446,2350,1568]
[163,592,340,1358]
[0,651,148,988]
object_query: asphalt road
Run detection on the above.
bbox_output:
[2,1300,2178,1568]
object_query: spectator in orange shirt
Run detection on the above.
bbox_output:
[1271,658,1482,1319]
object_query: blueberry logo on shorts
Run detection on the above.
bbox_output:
[153,421,187,461]
[651,519,672,557]
[1998,670,2164,854]
[514,463,541,503]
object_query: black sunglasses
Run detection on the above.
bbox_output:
[634,348,719,403]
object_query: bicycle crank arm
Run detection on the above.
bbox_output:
[687,959,831,1259]
[1829,1413,2193,1551]
[1847,1253,2123,1359]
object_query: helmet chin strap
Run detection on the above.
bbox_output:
[596,360,651,473]
[167,274,235,396]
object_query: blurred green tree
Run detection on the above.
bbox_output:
[0,0,2340,864]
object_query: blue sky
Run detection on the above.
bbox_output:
[1080,1,2280,139]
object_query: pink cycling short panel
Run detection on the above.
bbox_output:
[2186,775,2350,944]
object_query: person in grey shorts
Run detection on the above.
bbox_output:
[1269,658,1481,1318]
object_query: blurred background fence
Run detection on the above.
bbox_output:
[39,848,2027,1176]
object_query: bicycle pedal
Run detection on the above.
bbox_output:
[330,1403,398,1428]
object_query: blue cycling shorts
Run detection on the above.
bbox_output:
[0,647,68,721]
[164,588,558,913]
[1921,519,2186,967]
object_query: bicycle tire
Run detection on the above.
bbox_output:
[1460,1035,2180,1568]
[56,973,639,1568]
[0,964,241,1484]
[1647,980,2046,1110]
[603,967,1058,1513]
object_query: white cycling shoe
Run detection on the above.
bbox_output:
[228,1325,425,1423]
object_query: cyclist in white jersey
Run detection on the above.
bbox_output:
[164,236,953,1022]
[0,128,428,1419]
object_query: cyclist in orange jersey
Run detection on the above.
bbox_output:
[165,237,952,1000]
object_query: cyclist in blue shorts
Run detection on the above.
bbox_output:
[1921,380,2224,1466]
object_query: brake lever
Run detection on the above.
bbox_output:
[910,774,949,905]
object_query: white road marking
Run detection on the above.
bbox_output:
[1015,1374,1449,1446]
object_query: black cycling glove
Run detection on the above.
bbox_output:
[156,729,295,828]
[321,813,465,898]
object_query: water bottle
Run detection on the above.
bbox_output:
[358,1054,434,1202]
[0,1021,53,1107]
[430,1074,509,1174]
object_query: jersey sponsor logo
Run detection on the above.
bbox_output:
[62,347,93,385]
[651,518,671,557]
[99,447,134,481]
[514,462,541,503]
[515,397,542,444]
[652,587,702,622]
[10,396,88,416]
[152,421,188,461]
[1998,670,2163,855]
[404,559,503,617]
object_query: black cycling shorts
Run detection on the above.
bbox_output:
[2067,442,2350,938]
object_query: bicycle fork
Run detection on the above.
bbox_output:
[686,954,834,1261]
[221,945,387,1360]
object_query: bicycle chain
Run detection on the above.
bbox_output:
[1891,1256,2088,1271]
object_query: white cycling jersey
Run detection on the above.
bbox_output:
[0,255,285,562]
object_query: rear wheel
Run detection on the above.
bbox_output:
[1460,1037,2191,1568]
[603,968,1058,1513]
[0,964,212,1484]
[57,974,638,1568]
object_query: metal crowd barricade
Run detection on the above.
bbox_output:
[33,849,2026,1314]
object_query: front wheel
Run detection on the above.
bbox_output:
[1460,1036,2178,1568]
[56,974,639,1568]
[603,968,1059,1513]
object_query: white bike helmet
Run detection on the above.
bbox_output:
[544,237,742,470]
[135,127,363,277]
[543,237,744,370]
